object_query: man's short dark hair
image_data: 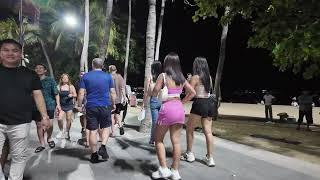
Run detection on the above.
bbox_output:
[35,63,47,70]
[0,39,22,50]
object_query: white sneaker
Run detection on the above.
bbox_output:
[171,169,181,180]
[56,131,65,139]
[203,155,215,167]
[181,151,195,162]
[152,167,172,179]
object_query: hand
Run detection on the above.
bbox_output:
[76,106,83,112]
[41,115,50,130]
[68,94,73,98]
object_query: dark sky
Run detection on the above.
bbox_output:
[134,0,319,96]
[1,0,319,97]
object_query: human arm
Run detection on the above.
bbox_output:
[33,90,49,129]
[68,85,77,98]
[182,80,196,104]
[152,74,163,97]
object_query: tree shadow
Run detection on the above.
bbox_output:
[250,134,302,145]
[113,158,160,178]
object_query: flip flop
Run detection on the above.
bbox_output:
[48,141,55,148]
[35,146,45,153]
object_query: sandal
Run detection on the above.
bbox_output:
[35,146,45,153]
[48,141,55,148]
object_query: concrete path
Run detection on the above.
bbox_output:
[15,107,320,180]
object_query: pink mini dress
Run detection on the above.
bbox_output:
[157,86,185,126]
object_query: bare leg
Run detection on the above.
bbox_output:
[155,125,170,168]
[47,120,54,141]
[89,130,98,153]
[201,117,214,157]
[36,122,45,146]
[169,124,183,170]
[66,110,73,139]
[186,114,201,152]
[100,128,110,145]
[58,111,66,131]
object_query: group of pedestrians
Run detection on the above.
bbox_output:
[0,38,217,180]
[143,53,217,180]
[0,39,130,179]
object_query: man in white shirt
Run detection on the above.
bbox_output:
[263,91,275,121]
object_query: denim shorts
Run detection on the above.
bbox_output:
[86,106,112,130]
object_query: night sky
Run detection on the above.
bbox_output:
[1,0,319,102]
[135,0,319,95]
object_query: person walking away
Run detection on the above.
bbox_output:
[77,58,116,163]
[263,91,275,122]
[181,57,216,167]
[75,71,89,147]
[0,39,50,180]
[143,61,162,146]
[56,74,77,140]
[109,65,128,136]
[33,64,61,153]
[151,52,196,180]
[297,90,314,131]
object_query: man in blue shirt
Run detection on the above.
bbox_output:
[77,58,116,163]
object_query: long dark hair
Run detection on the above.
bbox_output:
[151,61,162,82]
[193,57,211,92]
[163,52,185,85]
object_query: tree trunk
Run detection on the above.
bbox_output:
[213,7,230,113]
[140,0,157,133]
[100,0,113,59]
[123,0,132,84]
[80,0,89,72]
[39,38,54,78]
[155,0,166,61]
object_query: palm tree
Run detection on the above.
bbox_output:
[140,0,157,133]
[80,0,89,72]
[100,0,114,59]
[155,0,166,61]
[123,0,132,84]
[213,7,230,111]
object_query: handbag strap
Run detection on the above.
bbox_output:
[209,76,213,94]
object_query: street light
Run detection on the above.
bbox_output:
[64,14,77,27]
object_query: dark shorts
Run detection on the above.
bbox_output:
[32,110,55,121]
[190,98,217,118]
[86,106,112,130]
[112,103,125,115]
[61,104,74,112]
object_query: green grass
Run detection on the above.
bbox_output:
[196,118,320,164]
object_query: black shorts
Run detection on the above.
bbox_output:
[86,106,112,130]
[32,110,55,121]
[112,103,125,115]
[190,98,217,118]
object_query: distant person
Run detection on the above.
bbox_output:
[263,91,275,121]
[151,52,196,180]
[143,61,162,145]
[181,57,216,167]
[0,39,50,180]
[296,91,313,131]
[33,64,61,153]
[109,65,127,136]
[77,58,116,163]
[57,73,77,140]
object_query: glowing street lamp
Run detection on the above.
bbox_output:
[64,14,77,27]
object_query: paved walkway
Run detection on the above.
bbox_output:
[13,107,320,180]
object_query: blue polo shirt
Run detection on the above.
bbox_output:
[80,70,114,108]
